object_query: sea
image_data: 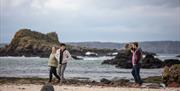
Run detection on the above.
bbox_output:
[0,54,179,81]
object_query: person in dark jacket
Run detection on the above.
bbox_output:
[131,42,143,86]
[55,43,72,85]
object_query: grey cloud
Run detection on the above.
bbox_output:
[0,0,179,43]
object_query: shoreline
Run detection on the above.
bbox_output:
[0,76,162,87]
[0,77,179,91]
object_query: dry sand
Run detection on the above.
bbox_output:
[0,84,179,91]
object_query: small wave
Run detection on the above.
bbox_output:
[82,56,114,61]
[0,56,41,59]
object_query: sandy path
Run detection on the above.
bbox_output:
[0,84,179,91]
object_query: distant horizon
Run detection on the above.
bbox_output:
[0,28,179,44]
[65,40,180,43]
[1,39,180,44]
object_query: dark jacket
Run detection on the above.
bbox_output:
[132,48,142,65]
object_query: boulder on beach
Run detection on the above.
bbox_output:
[111,79,129,86]
[100,78,130,86]
[100,78,111,84]
[40,83,54,91]
[162,64,180,87]
[163,59,180,67]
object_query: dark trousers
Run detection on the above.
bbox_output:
[131,64,143,84]
[49,66,60,82]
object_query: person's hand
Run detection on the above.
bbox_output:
[131,49,134,53]
[58,64,61,69]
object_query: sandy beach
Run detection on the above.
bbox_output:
[0,77,179,91]
[1,84,180,91]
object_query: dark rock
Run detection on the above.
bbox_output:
[102,49,133,68]
[102,48,163,69]
[0,29,59,57]
[163,59,180,67]
[141,54,163,68]
[100,78,111,84]
[0,28,117,57]
[176,55,180,58]
[111,79,129,86]
[40,83,54,91]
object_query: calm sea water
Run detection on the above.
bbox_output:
[0,54,179,81]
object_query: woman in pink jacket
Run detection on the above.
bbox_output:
[131,42,143,86]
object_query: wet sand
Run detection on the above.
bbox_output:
[0,77,179,91]
[1,84,179,91]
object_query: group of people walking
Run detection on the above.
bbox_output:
[47,42,143,86]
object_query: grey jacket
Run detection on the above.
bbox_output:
[55,49,72,64]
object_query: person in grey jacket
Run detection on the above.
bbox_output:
[55,43,72,84]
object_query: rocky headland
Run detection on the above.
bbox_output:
[0,29,117,58]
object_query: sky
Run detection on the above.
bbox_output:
[0,0,180,43]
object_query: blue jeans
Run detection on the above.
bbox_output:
[131,64,143,84]
[58,63,67,82]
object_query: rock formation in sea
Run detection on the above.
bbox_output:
[176,55,180,58]
[0,29,60,57]
[163,59,180,67]
[0,28,117,58]
[102,43,180,68]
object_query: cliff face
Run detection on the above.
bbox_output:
[0,29,60,57]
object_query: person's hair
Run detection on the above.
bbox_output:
[52,46,55,49]
[60,43,66,47]
[51,47,56,53]
[133,42,138,47]
[124,43,129,49]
